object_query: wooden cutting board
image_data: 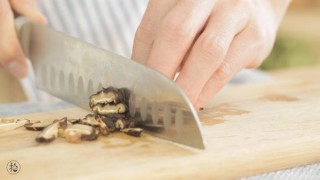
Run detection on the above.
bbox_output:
[1,66,320,179]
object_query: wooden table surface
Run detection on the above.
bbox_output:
[1,65,320,179]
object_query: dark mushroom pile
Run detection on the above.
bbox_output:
[25,87,143,143]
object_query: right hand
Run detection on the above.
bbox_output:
[0,0,46,78]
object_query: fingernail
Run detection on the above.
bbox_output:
[6,61,28,78]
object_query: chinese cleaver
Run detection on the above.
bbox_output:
[16,17,205,149]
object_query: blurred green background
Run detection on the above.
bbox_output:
[260,0,320,70]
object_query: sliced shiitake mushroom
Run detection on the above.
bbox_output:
[24,120,49,131]
[98,125,110,136]
[64,124,99,143]
[101,117,117,132]
[35,118,68,143]
[64,130,82,143]
[121,128,143,137]
[79,114,109,136]
[59,117,69,129]
[79,114,100,127]
[115,118,129,130]
[68,118,81,124]
[89,87,126,108]
[29,86,145,144]
[58,117,71,138]
[92,103,127,116]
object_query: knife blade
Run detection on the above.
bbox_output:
[16,17,206,149]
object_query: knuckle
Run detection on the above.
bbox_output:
[199,34,227,60]
[214,62,232,82]
[161,17,193,42]
[241,0,255,11]
[246,21,269,50]
[251,28,268,52]
[252,27,267,43]
[231,0,252,16]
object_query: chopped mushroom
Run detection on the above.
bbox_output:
[35,118,68,143]
[89,87,125,108]
[121,128,143,137]
[98,125,110,136]
[79,114,100,127]
[64,124,98,142]
[22,86,144,144]
[58,118,71,138]
[92,103,127,116]
[101,117,117,132]
[65,130,82,143]
[24,120,50,131]
[115,118,128,130]
[79,114,109,136]
[96,117,110,136]
[68,119,81,124]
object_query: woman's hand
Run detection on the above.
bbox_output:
[0,0,46,78]
[132,0,291,110]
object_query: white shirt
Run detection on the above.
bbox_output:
[38,0,148,58]
[22,0,148,102]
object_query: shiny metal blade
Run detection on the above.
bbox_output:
[17,19,206,149]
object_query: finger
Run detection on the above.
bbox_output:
[176,30,202,73]
[0,0,28,78]
[195,30,259,110]
[132,0,177,64]
[176,3,250,104]
[146,0,215,79]
[10,0,47,24]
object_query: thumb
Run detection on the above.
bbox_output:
[0,0,28,78]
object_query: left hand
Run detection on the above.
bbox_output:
[132,0,291,110]
[0,0,46,78]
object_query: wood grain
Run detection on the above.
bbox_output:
[1,67,320,179]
